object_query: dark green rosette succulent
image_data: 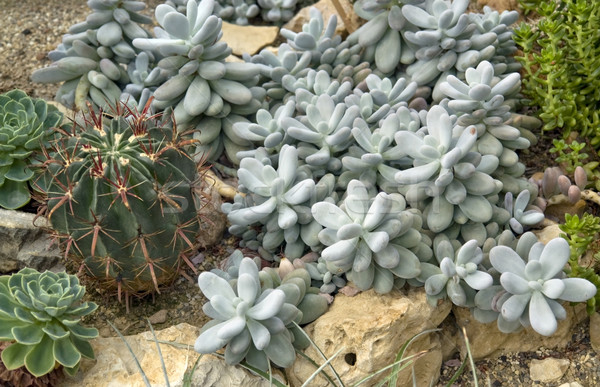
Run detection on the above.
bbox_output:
[0,268,98,377]
[0,89,63,209]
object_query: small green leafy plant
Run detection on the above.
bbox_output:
[514,0,600,144]
[560,213,600,313]
[0,268,98,377]
[549,139,589,174]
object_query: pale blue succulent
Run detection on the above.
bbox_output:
[489,237,597,336]
[222,145,333,258]
[340,113,413,191]
[311,179,422,293]
[31,0,151,110]
[282,94,359,172]
[424,238,493,306]
[195,257,327,371]
[502,190,544,234]
[394,105,500,232]
[257,0,296,23]
[215,0,260,25]
[120,51,168,108]
[468,6,520,76]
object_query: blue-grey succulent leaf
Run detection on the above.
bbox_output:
[195,321,230,353]
[538,238,570,280]
[246,289,286,320]
[528,291,556,336]
[198,272,236,300]
[489,245,526,276]
[559,278,598,302]
[541,279,565,299]
[500,293,529,322]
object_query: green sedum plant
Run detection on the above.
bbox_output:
[560,213,600,313]
[0,90,63,209]
[37,100,204,298]
[0,268,98,377]
[514,0,600,144]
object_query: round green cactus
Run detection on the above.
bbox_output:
[38,100,204,297]
[0,89,63,209]
[0,268,98,377]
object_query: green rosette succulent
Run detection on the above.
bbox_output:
[0,89,63,209]
[0,268,98,377]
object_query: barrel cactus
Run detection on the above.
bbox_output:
[0,90,63,209]
[0,268,98,377]
[38,101,204,297]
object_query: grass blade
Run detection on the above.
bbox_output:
[182,354,204,387]
[146,318,170,387]
[295,349,340,386]
[352,351,427,386]
[301,347,345,387]
[108,320,152,387]
[210,353,288,387]
[377,328,440,387]
[292,321,345,386]
[462,327,478,387]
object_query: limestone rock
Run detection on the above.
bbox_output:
[283,0,361,37]
[287,287,452,386]
[221,22,279,56]
[533,224,562,244]
[529,357,570,382]
[590,312,600,353]
[476,0,520,13]
[452,304,587,360]
[196,185,227,248]
[0,209,62,273]
[558,383,584,387]
[59,323,280,387]
[190,355,285,387]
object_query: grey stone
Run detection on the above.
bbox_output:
[0,209,62,273]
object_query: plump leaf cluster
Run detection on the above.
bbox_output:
[31,0,154,111]
[195,255,327,371]
[0,268,98,377]
[36,101,204,296]
[0,90,63,209]
[514,0,600,145]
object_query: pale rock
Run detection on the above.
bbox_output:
[190,355,285,386]
[529,357,570,382]
[60,323,279,387]
[287,287,452,386]
[558,383,584,387]
[196,185,227,248]
[589,312,600,353]
[0,209,62,273]
[533,224,562,244]
[221,22,279,56]
[476,0,520,13]
[283,0,361,36]
[452,304,587,360]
